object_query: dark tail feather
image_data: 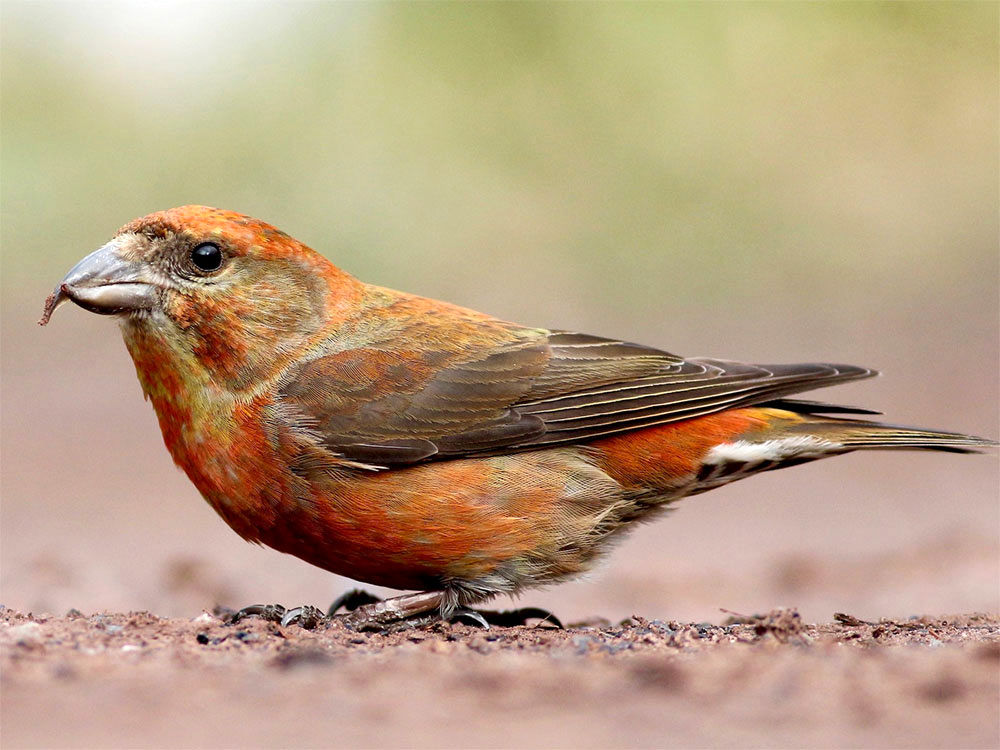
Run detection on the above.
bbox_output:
[763,398,882,416]
[791,419,998,455]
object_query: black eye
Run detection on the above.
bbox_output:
[190,243,223,272]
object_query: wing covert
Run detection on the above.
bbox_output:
[276,324,876,468]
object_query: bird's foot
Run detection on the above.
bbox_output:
[331,590,563,632]
[227,590,563,632]
[228,603,325,629]
[462,606,564,629]
[335,590,444,632]
[333,606,497,632]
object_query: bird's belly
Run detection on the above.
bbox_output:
[254,449,633,594]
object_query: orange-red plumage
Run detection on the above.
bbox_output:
[42,206,994,622]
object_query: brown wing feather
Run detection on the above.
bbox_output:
[277,332,551,465]
[277,326,876,467]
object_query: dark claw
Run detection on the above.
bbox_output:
[327,588,383,616]
[449,608,491,629]
[476,607,564,629]
[280,605,325,629]
[228,603,325,629]
[446,606,564,629]
[228,603,287,625]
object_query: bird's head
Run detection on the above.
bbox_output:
[42,206,362,389]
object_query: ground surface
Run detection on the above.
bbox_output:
[2,606,997,749]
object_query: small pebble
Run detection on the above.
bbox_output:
[8,623,43,645]
[572,635,596,654]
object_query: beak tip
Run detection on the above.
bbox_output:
[39,288,66,326]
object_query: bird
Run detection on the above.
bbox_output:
[41,205,995,629]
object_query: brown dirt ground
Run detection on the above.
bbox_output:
[2,606,997,749]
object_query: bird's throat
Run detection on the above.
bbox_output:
[119,319,289,542]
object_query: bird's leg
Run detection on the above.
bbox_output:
[226,590,434,631]
[337,590,445,631]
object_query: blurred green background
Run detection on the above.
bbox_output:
[2,2,997,622]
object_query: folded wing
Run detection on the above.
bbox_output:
[277,328,876,467]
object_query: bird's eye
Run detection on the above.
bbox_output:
[190,243,224,272]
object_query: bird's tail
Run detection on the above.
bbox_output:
[781,416,998,455]
[589,405,995,499]
[675,412,996,497]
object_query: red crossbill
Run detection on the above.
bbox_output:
[41,206,995,628]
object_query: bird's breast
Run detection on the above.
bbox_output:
[120,321,293,542]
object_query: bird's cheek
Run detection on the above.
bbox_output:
[155,275,325,390]
[157,293,250,382]
[161,291,200,332]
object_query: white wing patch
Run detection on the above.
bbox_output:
[705,435,840,465]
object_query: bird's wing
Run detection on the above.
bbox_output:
[276,327,875,468]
